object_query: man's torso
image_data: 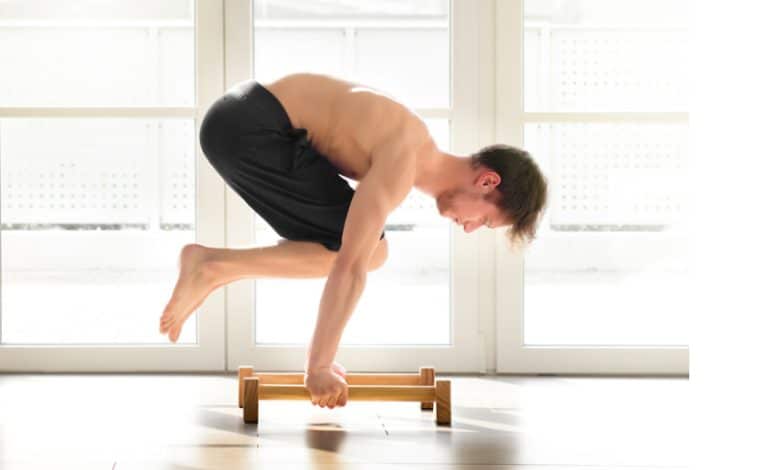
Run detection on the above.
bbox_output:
[263,73,432,182]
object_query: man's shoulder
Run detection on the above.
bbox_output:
[372,110,431,154]
[370,122,430,177]
[359,147,418,216]
[366,128,429,196]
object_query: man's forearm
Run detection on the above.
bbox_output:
[305,267,367,371]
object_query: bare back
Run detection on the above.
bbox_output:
[263,73,430,181]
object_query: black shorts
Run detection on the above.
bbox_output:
[198,79,385,252]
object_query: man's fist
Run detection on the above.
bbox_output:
[304,366,349,409]
[330,361,347,379]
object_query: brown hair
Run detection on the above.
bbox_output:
[470,144,548,251]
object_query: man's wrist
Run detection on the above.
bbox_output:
[305,364,331,374]
[305,354,332,372]
[304,353,329,371]
[305,345,334,372]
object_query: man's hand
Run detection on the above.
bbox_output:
[304,365,349,409]
[330,361,347,380]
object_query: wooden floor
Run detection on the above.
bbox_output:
[0,373,688,469]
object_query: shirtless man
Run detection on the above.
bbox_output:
[158,72,547,410]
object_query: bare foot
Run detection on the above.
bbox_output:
[159,243,222,343]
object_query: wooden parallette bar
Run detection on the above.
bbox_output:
[237,365,450,426]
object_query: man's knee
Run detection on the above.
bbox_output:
[368,238,389,271]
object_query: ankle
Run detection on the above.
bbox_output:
[200,254,231,286]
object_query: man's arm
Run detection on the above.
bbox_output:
[305,136,419,371]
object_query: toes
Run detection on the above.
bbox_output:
[160,311,177,334]
[160,310,177,327]
[169,323,182,343]
[161,304,177,320]
[160,315,173,329]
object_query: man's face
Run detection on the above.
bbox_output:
[436,179,507,233]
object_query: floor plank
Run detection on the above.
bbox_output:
[0,373,688,469]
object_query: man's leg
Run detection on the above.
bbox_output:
[210,239,337,281]
[159,239,388,342]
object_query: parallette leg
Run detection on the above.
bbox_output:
[238,366,254,408]
[435,379,451,425]
[420,366,435,410]
[243,377,259,423]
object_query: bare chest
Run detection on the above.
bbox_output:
[264,75,424,181]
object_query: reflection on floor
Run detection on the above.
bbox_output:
[0,373,688,469]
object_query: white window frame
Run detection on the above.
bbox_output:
[0,0,227,372]
[494,0,689,375]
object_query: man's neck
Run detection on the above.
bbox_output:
[414,146,473,199]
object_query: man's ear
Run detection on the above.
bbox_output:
[479,173,501,203]
[478,171,501,190]
[487,171,501,188]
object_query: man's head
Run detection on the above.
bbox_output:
[436,143,548,250]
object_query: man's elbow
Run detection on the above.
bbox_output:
[367,237,389,271]
[330,251,367,276]
[335,238,389,275]
[329,263,369,289]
